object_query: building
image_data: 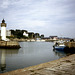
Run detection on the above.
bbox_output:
[0,30,11,37]
[23,31,28,37]
[49,36,58,40]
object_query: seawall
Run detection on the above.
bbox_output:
[64,42,75,53]
[0,41,20,49]
[65,42,75,48]
[0,54,75,75]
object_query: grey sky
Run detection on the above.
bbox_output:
[0,0,75,38]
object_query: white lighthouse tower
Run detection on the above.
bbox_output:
[1,19,6,41]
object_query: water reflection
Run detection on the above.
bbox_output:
[1,50,6,72]
[53,49,67,58]
[0,49,19,73]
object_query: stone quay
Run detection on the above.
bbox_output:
[0,41,20,49]
[0,54,75,75]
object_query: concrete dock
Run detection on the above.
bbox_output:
[0,54,75,75]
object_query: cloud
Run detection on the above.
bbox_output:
[0,0,75,37]
[0,0,9,8]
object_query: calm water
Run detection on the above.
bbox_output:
[0,42,67,73]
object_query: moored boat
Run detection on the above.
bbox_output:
[53,40,66,51]
[53,44,66,51]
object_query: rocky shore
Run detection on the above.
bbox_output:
[0,54,75,75]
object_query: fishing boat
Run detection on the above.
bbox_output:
[53,40,66,51]
[53,44,66,51]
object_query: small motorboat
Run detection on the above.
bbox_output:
[53,44,66,51]
[53,40,66,51]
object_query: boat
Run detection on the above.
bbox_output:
[53,40,66,51]
[53,44,66,51]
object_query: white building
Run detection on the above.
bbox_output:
[23,31,28,37]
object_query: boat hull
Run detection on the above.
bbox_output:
[54,46,65,51]
[53,45,66,51]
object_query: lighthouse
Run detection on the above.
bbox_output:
[1,19,6,41]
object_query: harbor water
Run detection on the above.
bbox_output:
[0,42,67,73]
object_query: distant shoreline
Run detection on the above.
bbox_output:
[10,38,57,42]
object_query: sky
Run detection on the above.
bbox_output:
[0,0,75,38]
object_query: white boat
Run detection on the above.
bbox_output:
[53,40,66,51]
[54,44,66,50]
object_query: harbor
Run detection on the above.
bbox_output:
[0,53,75,75]
[0,19,75,74]
[0,42,69,73]
[0,0,75,74]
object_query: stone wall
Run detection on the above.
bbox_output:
[0,41,20,48]
[7,41,19,46]
[65,42,75,48]
[0,41,6,46]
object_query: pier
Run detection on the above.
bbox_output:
[64,42,75,53]
[0,41,20,49]
[65,42,75,48]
